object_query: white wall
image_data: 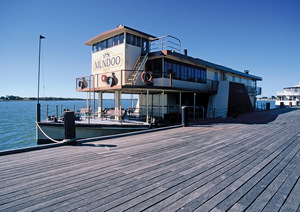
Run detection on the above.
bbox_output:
[207,81,230,118]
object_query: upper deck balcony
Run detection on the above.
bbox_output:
[277,86,300,96]
[76,69,219,94]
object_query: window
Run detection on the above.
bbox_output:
[107,37,113,48]
[195,69,200,82]
[232,76,235,82]
[177,64,180,79]
[142,38,149,54]
[164,61,168,77]
[126,33,131,44]
[172,63,177,78]
[131,35,136,45]
[181,65,188,80]
[137,36,141,47]
[163,61,172,77]
[239,78,242,83]
[163,60,206,83]
[214,72,218,81]
[113,35,119,46]
[188,67,194,81]
[100,40,106,50]
[92,33,125,53]
[167,61,172,76]
[201,70,205,82]
[119,33,124,44]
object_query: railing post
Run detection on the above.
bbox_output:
[56,105,58,120]
[46,105,48,119]
[61,104,63,120]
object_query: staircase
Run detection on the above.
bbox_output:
[127,53,148,85]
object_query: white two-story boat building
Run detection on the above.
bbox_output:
[37,25,262,144]
[78,25,262,120]
[276,81,300,107]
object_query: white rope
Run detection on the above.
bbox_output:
[36,122,64,143]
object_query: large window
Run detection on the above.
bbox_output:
[214,72,218,81]
[92,33,124,53]
[125,33,144,48]
[164,60,206,83]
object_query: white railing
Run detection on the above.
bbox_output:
[150,35,181,53]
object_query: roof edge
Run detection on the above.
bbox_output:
[84,25,157,46]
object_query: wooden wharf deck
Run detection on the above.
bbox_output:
[0,108,300,211]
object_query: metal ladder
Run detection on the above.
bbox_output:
[127,53,148,85]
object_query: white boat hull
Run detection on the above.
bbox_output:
[37,122,149,144]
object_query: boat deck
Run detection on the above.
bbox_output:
[0,108,300,211]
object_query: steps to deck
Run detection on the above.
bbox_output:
[0,108,299,211]
[126,53,148,85]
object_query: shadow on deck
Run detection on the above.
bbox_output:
[195,107,300,125]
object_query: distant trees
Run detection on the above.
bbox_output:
[258,96,277,100]
[0,95,24,101]
[0,95,83,101]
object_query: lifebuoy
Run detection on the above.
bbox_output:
[101,75,107,82]
[78,81,84,89]
[141,71,153,84]
[107,77,115,87]
[78,79,87,89]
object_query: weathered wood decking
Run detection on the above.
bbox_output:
[0,108,299,211]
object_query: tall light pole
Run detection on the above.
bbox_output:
[37,35,45,122]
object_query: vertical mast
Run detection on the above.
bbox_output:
[37,35,45,122]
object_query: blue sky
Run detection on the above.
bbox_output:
[0,0,299,99]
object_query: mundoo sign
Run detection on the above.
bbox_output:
[93,51,122,72]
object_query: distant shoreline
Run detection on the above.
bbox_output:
[0,97,84,102]
[257,99,276,101]
[0,96,138,102]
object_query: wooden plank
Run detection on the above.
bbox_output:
[0,108,299,211]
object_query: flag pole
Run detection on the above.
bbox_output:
[37,35,45,122]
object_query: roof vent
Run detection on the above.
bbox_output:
[244,70,249,74]
[184,49,187,56]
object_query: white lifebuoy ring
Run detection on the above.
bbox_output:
[141,71,153,84]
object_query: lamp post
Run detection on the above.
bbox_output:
[37,35,45,122]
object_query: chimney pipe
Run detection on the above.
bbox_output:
[244,70,249,74]
[184,49,187,56]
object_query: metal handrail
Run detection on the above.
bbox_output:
[183,106,205,120]
[150,35,181,53]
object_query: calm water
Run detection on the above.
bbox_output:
[0,100,136,151]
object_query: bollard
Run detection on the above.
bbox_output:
[36,103,41,122]
[182,106,189,127]
[266,102,270,110]
[64,111,76,144]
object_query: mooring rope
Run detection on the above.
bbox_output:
[35,122,64,143]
